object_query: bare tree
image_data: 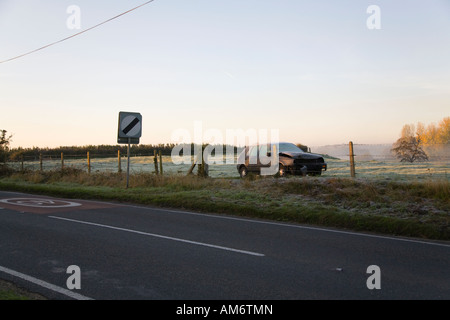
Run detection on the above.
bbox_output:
[391,124,428,163]
[0,130,13,163]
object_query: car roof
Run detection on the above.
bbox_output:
[246,142,292,147]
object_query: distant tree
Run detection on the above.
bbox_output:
[296,143,310,152]
[0,130,13,163]
[391,124,428,163]
[423,122,439,145]
[437,116,450,144]
[418,116,450,145]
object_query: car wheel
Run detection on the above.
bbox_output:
[239,166,248,178]
[278,164,286,177]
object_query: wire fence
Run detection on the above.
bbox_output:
[6,148,449,181]
[311,143,450,162]
[6,153,240,178]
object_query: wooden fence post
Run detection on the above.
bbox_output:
[159,150,163,175]
[154,150,159,175]
[87,151,91,174]
[187,152,199,175]
[118,150,122,173]
[203,147,209,177]
[61,152,64,170]
[39,153,43,171]
[197,145,208,177]
[349,141,355,178]
[21,156,24,172]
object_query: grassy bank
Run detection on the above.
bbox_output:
[0,279,47,300]
[0,168,449,240]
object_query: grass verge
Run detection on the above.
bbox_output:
[0,279,47,300]
[0,169,448,241]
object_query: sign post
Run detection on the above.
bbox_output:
[117,112,142,188]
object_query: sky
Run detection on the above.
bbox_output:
[1,0,449,149]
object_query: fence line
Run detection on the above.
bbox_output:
[7,151,169,174]
[5,148,449,180]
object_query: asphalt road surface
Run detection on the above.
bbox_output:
[0,190,449,300]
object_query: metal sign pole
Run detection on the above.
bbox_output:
[126,137,131,188]
[117,111,142,188]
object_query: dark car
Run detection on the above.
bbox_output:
[237,142,327,178]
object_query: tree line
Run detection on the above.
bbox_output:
[4,143,242,161]
[414,117,450,145]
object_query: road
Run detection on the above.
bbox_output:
[0,190,448,300]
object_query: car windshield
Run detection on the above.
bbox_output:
[277,143,304,153]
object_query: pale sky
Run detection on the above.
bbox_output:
[1,0,449,148]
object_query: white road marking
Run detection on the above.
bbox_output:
[0,265,93,300]
[126,205,450,248]
[0,198,81,208]
[49,216,265,257]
